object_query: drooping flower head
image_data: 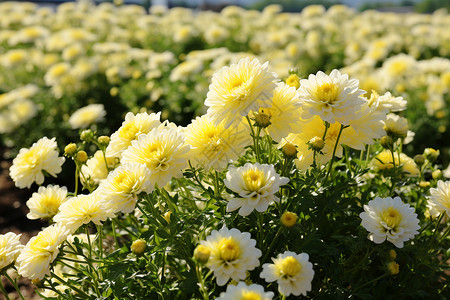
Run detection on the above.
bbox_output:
[427,180,450,217]
[200,227,261,286]
[10,137,65,188]
[16,223,69,280]
[185,115,251,171]
[298,69,366,125]
[53,191,115,234]
[360,196,420,248]
[26,185,68,220]
[224,163,289,216]
[216,282,274,300]
[0,232,23,270]
[205,57,277,129]
[106,111,162,158]
[121,125,190,188]
[260,251,314,297]
[98,162,153,214]
[68,103,106,129]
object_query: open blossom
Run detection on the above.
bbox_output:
[427,180,450,217]
[371,150,419,177]
[360,197,420,248]
[216,282,274,300]
[298,69,366,125]
[68,103,106,129]
[9,137,65,188]
[200,227,261,286]
[16,223,69,280]
[26,185,68,220]
[224,163,289,216]
[106,111,162,158]
[0,232,24,270]
[185,115,251,171]
[81,150,117,186]
[98,162,153,214]
[53,191,114,234]
[205,57,277,129]
[260,251,314,297]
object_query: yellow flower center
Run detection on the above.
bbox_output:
[218,237,241,262]
[10,52,26,63]
[243,169,264,191]
[315,82,339,104]
[229,78,251,102]
[280,256,301,277]
[119,122,140,141]
[241,291,261,300]
[112,171,134,194]
[382,207,402,229]
[40,195,62,217]
[50,64,68,77]
[23,149,39,168]
[145,143,167,170]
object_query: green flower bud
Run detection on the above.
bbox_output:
[131,239,147,256]
[64,143,77,157]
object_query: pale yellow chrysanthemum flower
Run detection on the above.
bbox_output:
[121,126,190,188]
[260,251,314,297]
[205,57,277,129]
[298,69,366,125]
[360,197,420,248]
[383,113,409,139]
[26,185,68,220]
[106,112,161,158]
[53,191,114,234]
[185,115,251,171]
[68,104,106,129]
[98,162,153,214]
[16,223,70,280]
[427,180,450,217]
[10,137,65,189]
[224,163,289,216]
[257,82,302,142]
[368,91,407,113]
[81,150,117,186]
[44,62,71,86]
[200,227,261,286]
[0,232,23,270]
[372,150,419,177]
[216,282,274,300]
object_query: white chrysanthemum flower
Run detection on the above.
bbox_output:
[205,57,277,129]
[224,163,289,216]
[200,227,261,286]
[427,180,450,217]
[106,111,161,158]
[185,115,251,171]
[53,191,114,234]
[81,150,117,186]
[9,137,65,189]
[260,251,314,297]
[0,232,23,270]
[121,126,190,188]
[360,197,420,248]
[216,281,274,300]
[298,69,366,125]
[368,91,407,113]
[16,223,69,280]
[257,82,302,142]
[98,163,153,214]
[68,104,106,129]
[26,185,68,220]
[383,113,409,138]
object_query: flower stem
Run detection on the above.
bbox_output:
[0,276,12,300]
[195,265,209,300]
[324,124,346,183]
[389,149,397,196]
[353,273,388,292]
[261,227,283,263]
[3,271,25,300]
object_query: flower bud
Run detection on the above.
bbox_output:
[424,148,439,163]
[80,129,94,142]
[413,154,425,166]
[193,245,210,264]
[308,136,324,152]
[98,136,110,146]
[281,142,298,158]
[64,143,77,157]
[387,261,399,275]
[131,239,147,256]
[281,211,298,228]
[75,151,88,164]
[254,112,271,128]
[286,74,300,89]
[380,136,394,150]
[432,169,443,180]
[389,249,397,260]
[110,87,119,97]
[163,211,171,224]
[419,181,430,188]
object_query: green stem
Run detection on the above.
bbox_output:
[246,116,261,162]
[85,226,101,297]
[195,265,209,300]
[0,276,12,300]
[188,161,208,194]
[439,224,450,243]
[50,272,91,298]
[96,225,103,260]
[389,149,397,196]
[257,213,265,251]
[261,227,283,263]
[324,124,346,183]
[429,213,445,245]
[111,219,119,249]
[353,273,388,292]
[74,164,80,196]
[3,271,25,300]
